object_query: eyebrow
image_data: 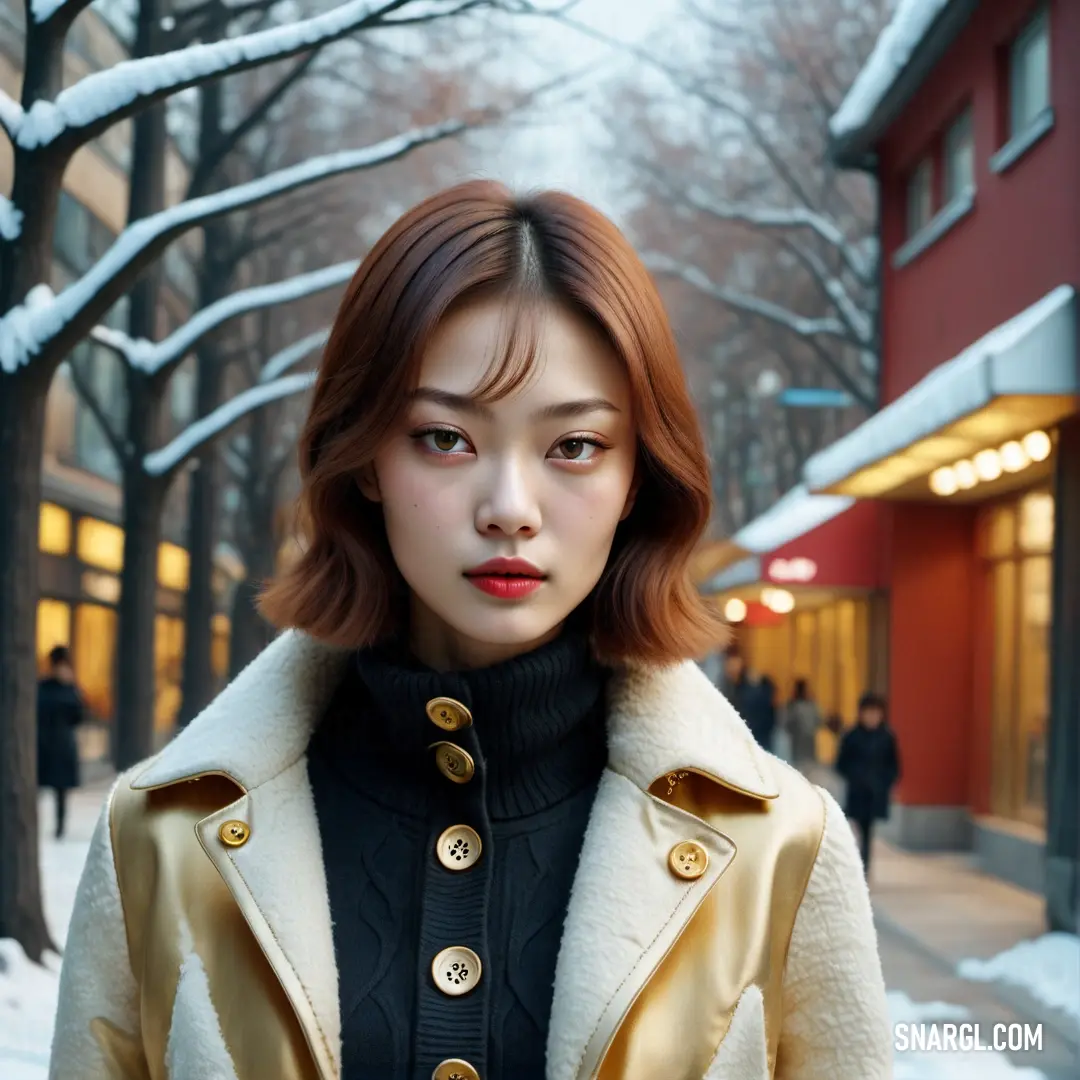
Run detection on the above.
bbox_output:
[409,386,622,421]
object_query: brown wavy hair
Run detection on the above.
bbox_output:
[260,180,725,664]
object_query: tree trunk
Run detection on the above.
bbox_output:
[229,489,278,679]
[0,368,56,961]
[114,462,167,770]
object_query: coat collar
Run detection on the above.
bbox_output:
[133,629,778,800]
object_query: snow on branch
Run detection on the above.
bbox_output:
[0,121,462,374]
[133,260,357,376]
[0,196,23,241]
[0,89,24,139]
[645,253,851,342]
[31,0,72,21]
[259,328,329,384]
[13,0,485,150]
[144,371,315,478]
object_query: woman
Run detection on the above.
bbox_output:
[784,678,821,770]
[52,182,891,1080]
[836,692,901,876]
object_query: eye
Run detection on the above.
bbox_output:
[412,427,471,455]
[550,435,608,462]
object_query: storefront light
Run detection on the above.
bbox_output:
[724,598,748,623]
[954,459,978,489]
[761,587,795,615]
[974,448,1003,482]
[1000,440,1030,473]
[929,466,959,496]
[1022,430,1051,463]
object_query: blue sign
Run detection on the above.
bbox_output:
[778,388,854,408]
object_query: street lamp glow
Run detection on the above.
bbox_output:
[954,459,978,489]
[929,466,959,496]
[974,448,1002,482]
[724,598,747,623]
[1000,440,1030,473]
[1023,430,1052,463]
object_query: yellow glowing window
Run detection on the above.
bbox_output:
[157,542,190,591]
[39,503,72,555]
[211,613,231,681]
[36,599,72,674]
[1018,492,1054,554]
[74,603,117,720]
[77,517,124,572]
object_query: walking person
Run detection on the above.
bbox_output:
[52,182,891,1079]
[785,678,822,770]
[718,645,777,752]
[836,691,900,876]
[37,645,85,840]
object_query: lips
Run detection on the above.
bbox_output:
[463,557,546,600]
[464,557,546,579]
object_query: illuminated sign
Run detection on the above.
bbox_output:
[767,557,817,583]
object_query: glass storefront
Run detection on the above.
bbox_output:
[981,489,1053,827]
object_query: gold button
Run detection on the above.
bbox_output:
[431,742,475,784]
[432,946,481,996]
[436,825,482,871]
[432,1060,480,1080]
[219,820,250,848]
[426,696,473,732]
[669,840,708,880]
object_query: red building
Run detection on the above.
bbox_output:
[818,0,1078,929]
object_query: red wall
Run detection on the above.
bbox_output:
[887,504,978,806]
[878,0,1080,404]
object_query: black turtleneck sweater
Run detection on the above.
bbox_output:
[306,631,609,1080]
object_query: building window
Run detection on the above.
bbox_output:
[154,615,185,734]
[39,502,72,555]
[906,158,934,237]
[36,599,72,675]
[158,542,190,591]
[1008,7,1050,138]
[76,516,124,573]
[74,603,117,721]
[944,107,975,203]
[981,489,1053,827]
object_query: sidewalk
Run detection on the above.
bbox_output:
[804,763,1078,1051]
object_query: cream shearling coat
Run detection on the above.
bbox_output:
[49,630,893,1079]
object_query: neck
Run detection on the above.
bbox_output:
[406,593,564,671]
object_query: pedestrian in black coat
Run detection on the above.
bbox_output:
[718,647,777,751]
[836,691,900,875]
[37,645,85,839]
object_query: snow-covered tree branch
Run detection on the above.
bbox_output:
[0,120,464,374]
[259,328,329,383]
[144,371,316,479]
[11,0,490,153]
[90,261,355,378]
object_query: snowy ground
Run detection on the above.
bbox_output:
[0,785,1075,1078]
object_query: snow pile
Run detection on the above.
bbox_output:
[959,933,1080,1025]
[831,0,953,140]
[30,0,67,22]
[0,196,23,241]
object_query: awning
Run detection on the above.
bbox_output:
[702,487,881,595]
[805,285,1078,498]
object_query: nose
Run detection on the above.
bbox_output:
[475,454,541,537]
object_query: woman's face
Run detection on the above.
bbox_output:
[361,294,638,670]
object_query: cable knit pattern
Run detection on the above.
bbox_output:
[307,629,607,1080]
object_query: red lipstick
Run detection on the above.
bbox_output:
[464,557,546,600]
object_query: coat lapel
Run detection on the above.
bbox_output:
[547,660,779,1080]
[132,631,351,1080]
